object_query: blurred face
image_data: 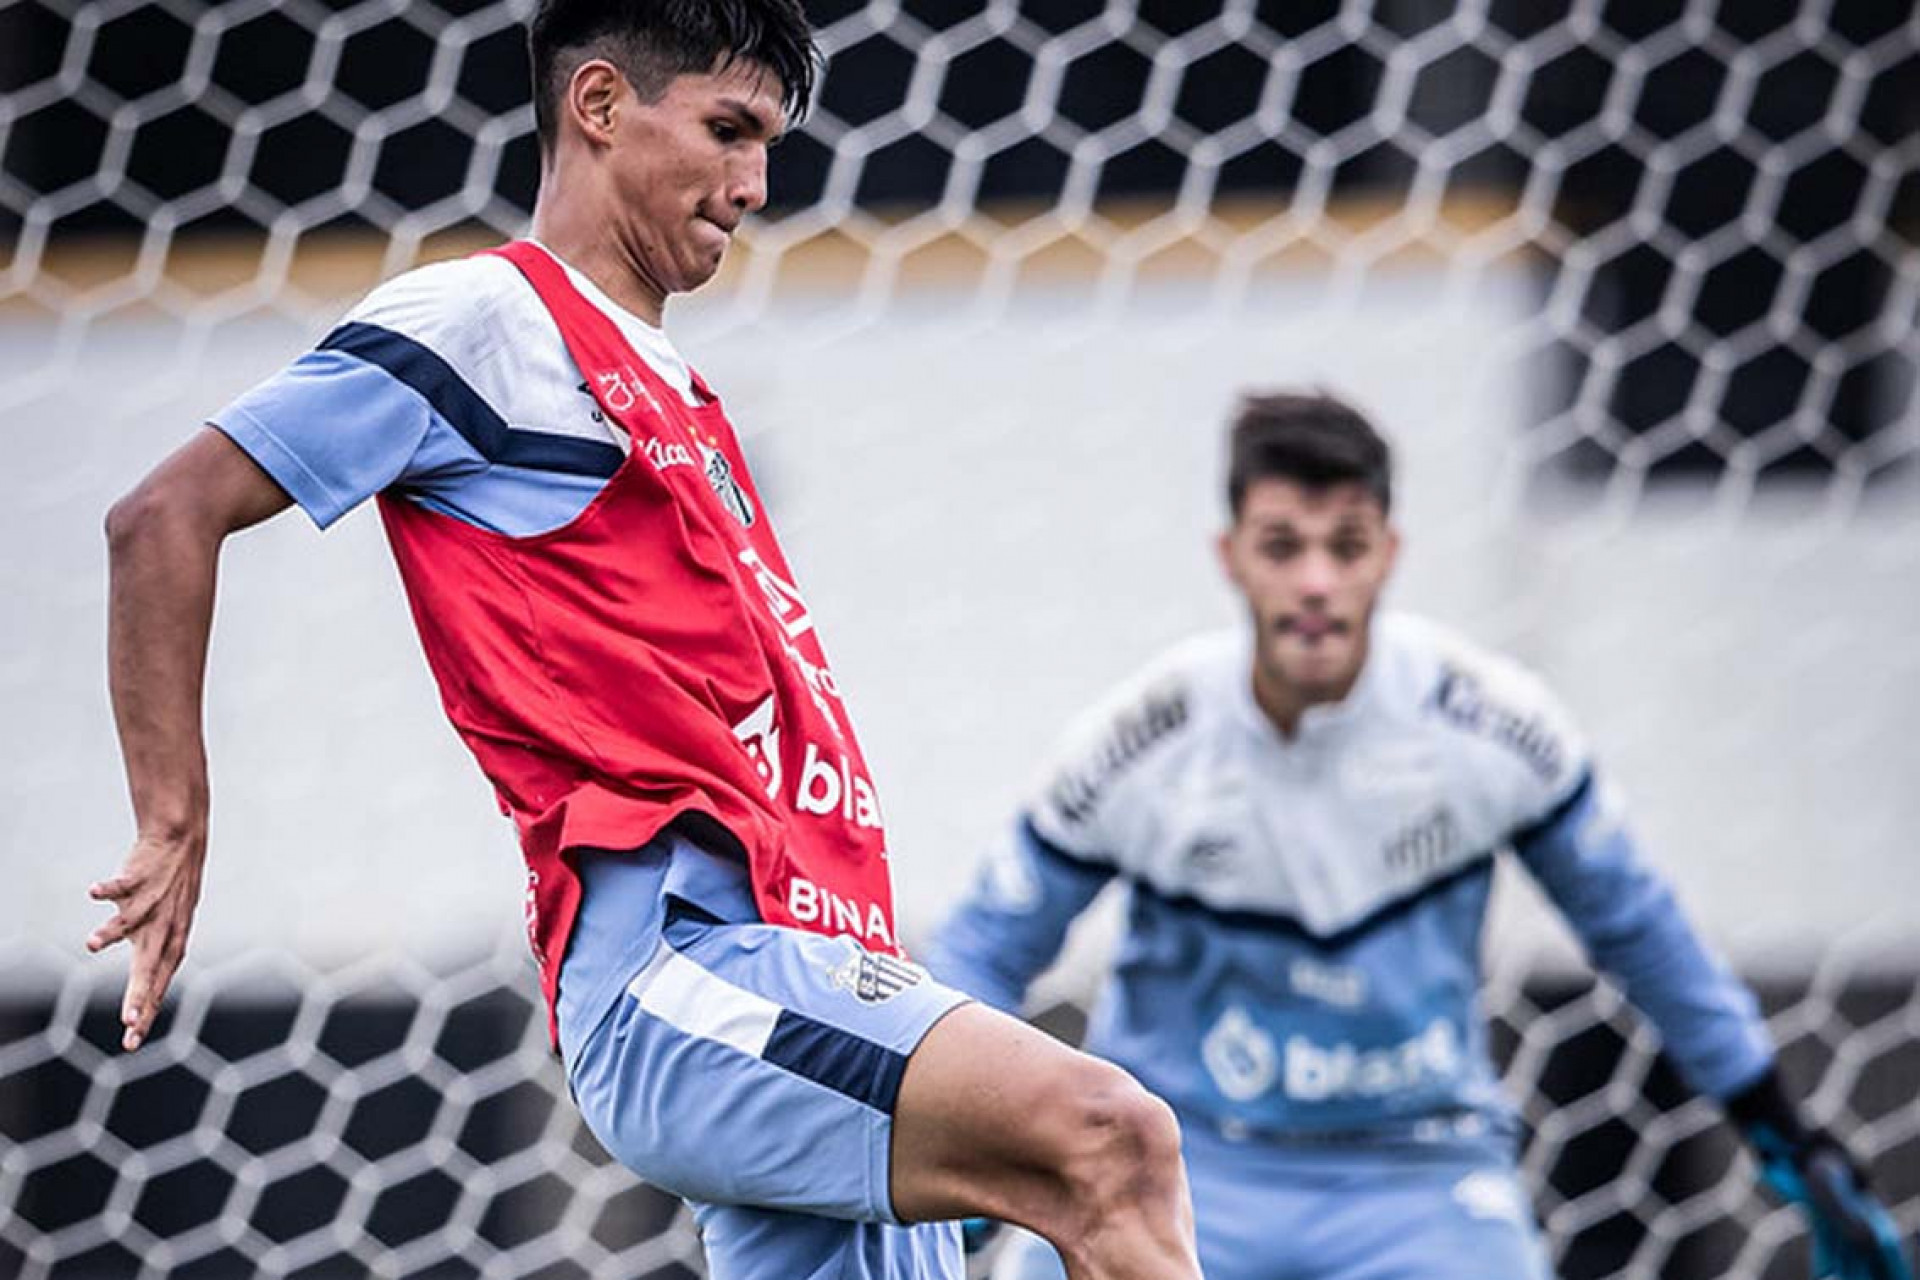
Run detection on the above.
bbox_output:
[602,59,783,303]
[1218,477,1399,726]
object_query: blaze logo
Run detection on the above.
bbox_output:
[1284,1019,1461,1102]
[738,548,813,638]
[1202,1005,1279,1102]
[796,742,883,829]
[731,695,782,800]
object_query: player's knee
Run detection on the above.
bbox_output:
[1042,1058,1184,1228]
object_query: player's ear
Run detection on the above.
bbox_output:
[1379,522,1402,580]
[568,60,625,146]
[1215,528,1242,588]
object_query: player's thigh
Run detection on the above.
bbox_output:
[1313,1161,1551,1280]
[695,1201,963,1280]
[568,905,968,1223]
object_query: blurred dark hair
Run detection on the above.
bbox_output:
[529,0,818,148]
[1226,391,1393,517]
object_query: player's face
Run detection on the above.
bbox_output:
[1218,477,1398,716]
[608,60,785,302]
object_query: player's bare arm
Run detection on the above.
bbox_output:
[94,427,292,1051]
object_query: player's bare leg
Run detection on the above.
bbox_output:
[891,1002,1201,1280]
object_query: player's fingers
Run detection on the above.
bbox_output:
[121,945,178,1053]
[86,913,133,952]
[89,875,136,901]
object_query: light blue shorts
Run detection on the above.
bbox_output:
[996,1115,1552,1280]
[560,835,968,1280]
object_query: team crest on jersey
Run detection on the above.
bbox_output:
[826,944,925,1004]
[701,444,756,527]
[1181,834,1237,878]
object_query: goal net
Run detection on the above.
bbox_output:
[2,2,1915,1277]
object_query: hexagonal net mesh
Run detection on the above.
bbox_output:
[2,1,1916,1278]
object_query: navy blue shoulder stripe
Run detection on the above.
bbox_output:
[1019,815,1118,881]
[320,321,625,478]
[1023,810,1495,950]
[1127,853,1497,952]
[1509,768,1597,857]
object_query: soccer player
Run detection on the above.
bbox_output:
[88,4,1203,1277]
[928,392,1912,1280]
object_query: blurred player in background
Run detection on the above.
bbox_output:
[929,392,1911,1280]
[88,2,1202,1276]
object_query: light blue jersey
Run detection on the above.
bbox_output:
[929,614,1774,1146]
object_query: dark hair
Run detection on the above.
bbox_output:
[528,0,819,149]
[1226,391,1393,516]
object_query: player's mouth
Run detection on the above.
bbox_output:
[1277,614,1346,644]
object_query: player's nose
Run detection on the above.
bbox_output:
[1294,548,1339,597]
[729,147,769,215]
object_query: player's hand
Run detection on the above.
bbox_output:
[1729,1068,1914,1280]
[1751,1134,1912,1280]
[87,831,207,1052]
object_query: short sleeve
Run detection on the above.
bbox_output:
[207,257,516,530]
[212,350,438,529]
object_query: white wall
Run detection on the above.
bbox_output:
[4,258,1915,994]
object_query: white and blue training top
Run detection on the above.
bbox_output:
[926,614,1774,1146]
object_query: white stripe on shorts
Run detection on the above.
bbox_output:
[625,943,781,1059]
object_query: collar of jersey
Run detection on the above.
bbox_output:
[1229,623,1391,745]
[524,239,700,406]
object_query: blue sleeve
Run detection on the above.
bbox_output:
[923,817,1115,1014]
[1514,773,1775,1099]
[211,347,479,529]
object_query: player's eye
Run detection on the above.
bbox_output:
[1261,538,1301,561]
[709,120,741,143]
[1331,538,1368,561]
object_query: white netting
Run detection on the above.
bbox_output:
[2,2,1916,1277]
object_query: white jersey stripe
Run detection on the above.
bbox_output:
[627,944,780,1061]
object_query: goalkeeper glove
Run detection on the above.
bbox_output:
[1728,1068,1913,1280]
[960,1216,1003,1256]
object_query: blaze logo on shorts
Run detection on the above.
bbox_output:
[827,944,925,1004]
